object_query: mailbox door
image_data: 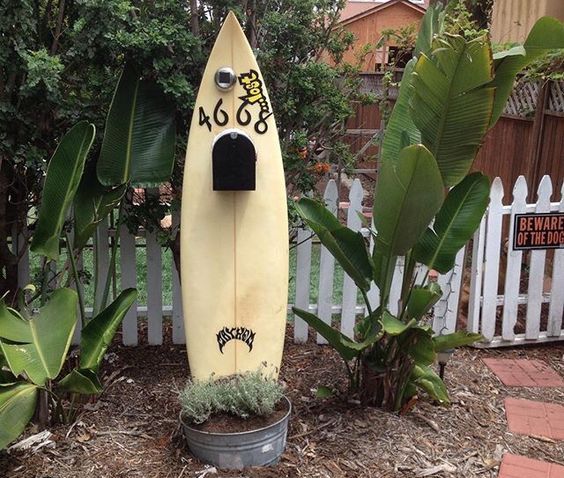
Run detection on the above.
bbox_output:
[212,130,256,191]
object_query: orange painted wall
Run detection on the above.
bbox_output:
[341,3,423,72]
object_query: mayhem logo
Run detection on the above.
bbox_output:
[216,327,256,354]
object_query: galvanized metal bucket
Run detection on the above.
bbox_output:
[181,397,291,469]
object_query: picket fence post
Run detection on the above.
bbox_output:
[293,226,313,343]
[526,176,552,339]
[340,179,363,338]
[481,178,504,342]
[316,180,338,344]
[548,181,564,336]
[501,176,527,341]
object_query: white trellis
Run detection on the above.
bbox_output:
[468,175,564,347]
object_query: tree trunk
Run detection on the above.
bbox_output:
[190,0,199,36]
[0,159,19,303]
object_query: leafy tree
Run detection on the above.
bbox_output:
[1,0,360,297]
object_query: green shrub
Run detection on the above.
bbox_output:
[179,371,285,424]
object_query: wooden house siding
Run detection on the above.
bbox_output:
[340,1,425,72]
[491,0,564,44]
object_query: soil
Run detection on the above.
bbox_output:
[187,400,289,434]
[1,323,563,478]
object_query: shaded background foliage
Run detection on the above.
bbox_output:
[0,0,362,297]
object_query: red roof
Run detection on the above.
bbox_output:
[341,0,428,23]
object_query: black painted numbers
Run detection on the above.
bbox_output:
[198,69,273,134]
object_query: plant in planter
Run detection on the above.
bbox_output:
[179,371,290,470]
[293,5,563,411]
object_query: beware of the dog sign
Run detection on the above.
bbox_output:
[513,213,564,250]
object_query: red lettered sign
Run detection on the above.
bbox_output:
[513,213,564,250]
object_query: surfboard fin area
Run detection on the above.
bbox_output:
[180,12,289,381]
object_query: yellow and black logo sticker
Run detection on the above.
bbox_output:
[237,70,272,134]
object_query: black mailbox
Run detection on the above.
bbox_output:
[212,130,256,191]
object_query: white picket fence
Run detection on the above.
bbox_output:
[12,179,463,346]
[292,179,464,344]
[468,175,564,347]
[13,176,563,348]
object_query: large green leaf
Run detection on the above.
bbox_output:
[410,34,495,187]
[491,17,564,127]
[0,382,38,449]
[411,364,449,404]
[433,331,483,351]
[413,173,490,273]
[73,162,126,250]
[381,2,447,166]
[380,58,420,166]
[80,289,137,372]
[381,311,416,336]
[373,145,444,256]
[97,64,176,187]
[292,307,359,361]
[0,289,78,386]
[30,121,96,260]
[295,199,373,291]
[59,368,102,395]
[0,301,32,342]
[414,2,445,57]
[406,328,436,366]
[406,283,442,320]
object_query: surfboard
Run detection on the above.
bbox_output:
[181,12,289,381]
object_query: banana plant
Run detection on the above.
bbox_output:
[30,121,96,261]
[0,288,137,449]
[293,11,559,411]
[3,61,175,449]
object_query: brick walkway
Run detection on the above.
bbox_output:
[483,358,564,387]
[482,357,564,478]
[505,397,564,440]
[498,454,564,478]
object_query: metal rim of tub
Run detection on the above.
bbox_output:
[180,396,291,469]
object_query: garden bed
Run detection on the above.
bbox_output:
[1,324,563,478]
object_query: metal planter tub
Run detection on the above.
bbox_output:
[181,397,291,469]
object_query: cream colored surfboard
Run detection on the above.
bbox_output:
[181,12,288,381]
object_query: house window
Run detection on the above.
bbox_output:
[387,46,414,69]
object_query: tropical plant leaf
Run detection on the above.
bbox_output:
[59,368,102,395]
[292,307,359,361]
[380,58,421,166]
[411,364,449,404]
[295,198,373,290]
[373,144,444,256]
[381,311,415,336]
[406,328,436,366]
[490,17,564,127]
[414,2,445,57]
[410,34,495,187]
[0,382,38,450]
[413,172,490,273]
[0,289,78,386]
[80,289,137,372]
[433,331,483,351]
[30,121,95,260]
[406,283,442,320]
[0,301,32,342]
[74,162,126,250]
[97,64,176,187]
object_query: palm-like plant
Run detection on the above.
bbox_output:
[294,7,563,410]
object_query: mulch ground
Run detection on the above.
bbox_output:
[1,324,563,478]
